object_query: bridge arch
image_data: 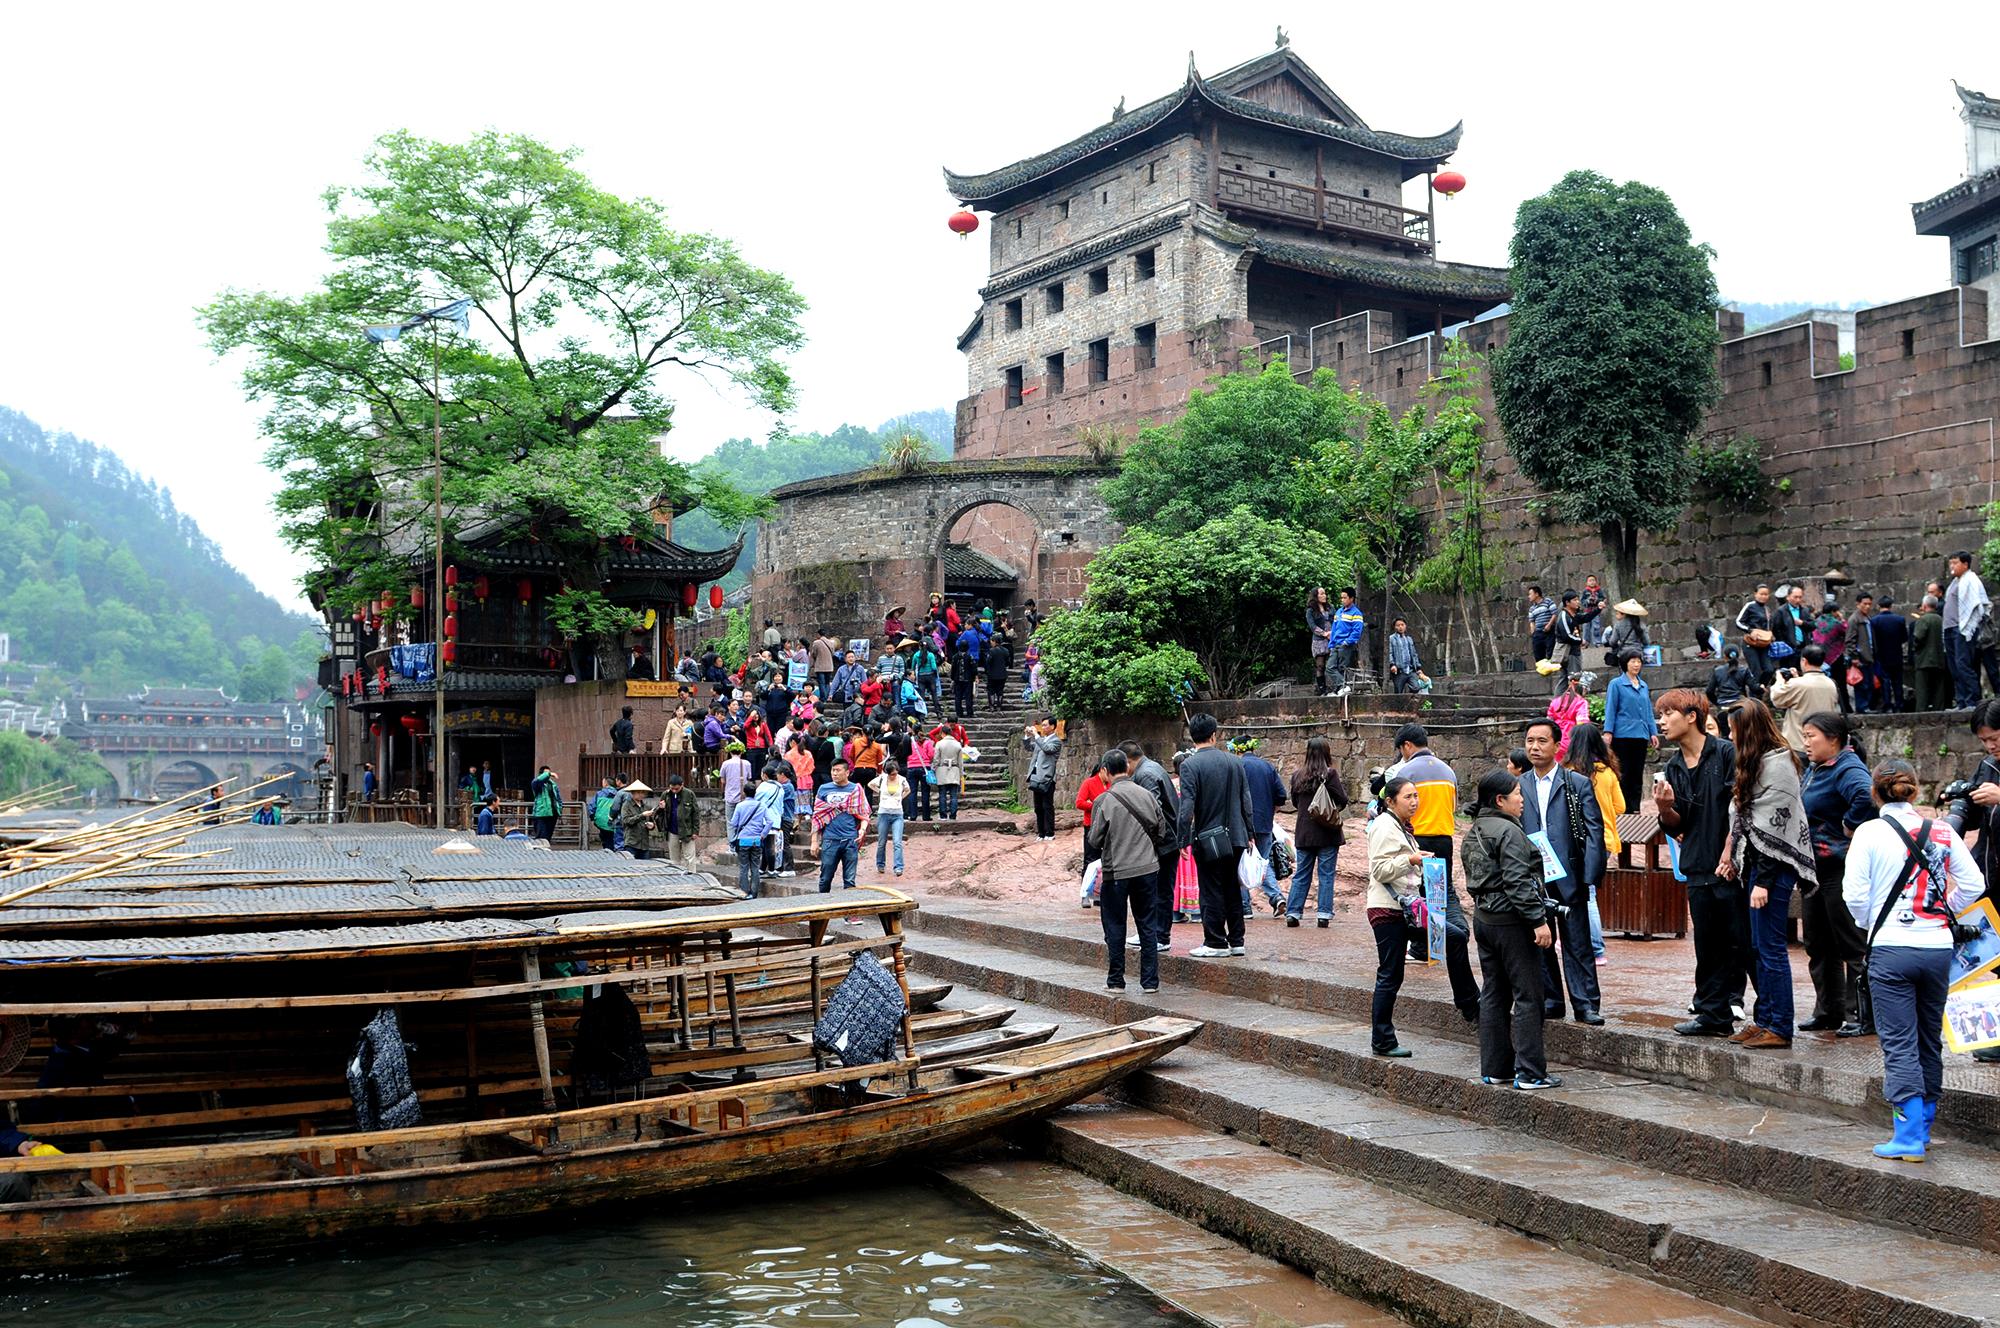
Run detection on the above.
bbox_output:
[153,759,221,801]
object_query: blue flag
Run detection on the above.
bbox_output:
[364,297,472,344]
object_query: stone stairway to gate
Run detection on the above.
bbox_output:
[889,898,2000,1328]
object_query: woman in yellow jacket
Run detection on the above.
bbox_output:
[1563,722,1622,967]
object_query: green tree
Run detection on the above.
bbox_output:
[1407,342,1506,671]
[236,644,297,703]
[200,131,804,675]
[1492,170,1720,598]
[1033,607,1204,720]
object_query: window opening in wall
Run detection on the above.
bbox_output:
[1101,190,1109,204]
[1361,188,1370,198]
[1761,360,1773,386]
[1134,247,1156,281]
[1045,352,1065,396]
[1268,169,1277,178]
[1013,218,1023,239]
[1235,162,1245,171]
[1966,236,1998,282]
[1046,282,1064,314]
[1134,322,1157,372]
[1004,298,1023,331]
[1057,199,1069,219]
[1004,365,1023,408]
[1902,328,1916,358]
[1396,367,1405,387]
[1088,337,1110,384]
[1147,161,1157,184]
[1089,266,1109,296]
[1335,341,1345,362]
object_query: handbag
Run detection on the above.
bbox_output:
[1194,824,1235,864]
[1846,662,1866,688]
[1307,776,1344,828]
[1745,628,1774,648]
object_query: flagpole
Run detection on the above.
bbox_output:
[432,318,446,832]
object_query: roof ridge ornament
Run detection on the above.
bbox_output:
[1276,25,1289,48]
[1187,51,1199,84]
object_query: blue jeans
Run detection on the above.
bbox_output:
[1870,945,1951,1104]
[1240,832,1284,914]
[1587,884,1604,960]
[818,838,858,892]
[875,812,905,872]
[1746,859,1795,1038]
[938,784,960,820]
[1286,846,1340,918]
[737,843,763,899]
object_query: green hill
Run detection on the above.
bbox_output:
[0,407,324,699]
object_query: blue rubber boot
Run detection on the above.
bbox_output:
[1920,1098,1938,1148]
[1873,1098,1927,1163]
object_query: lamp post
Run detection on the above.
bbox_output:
[366,297,470,831]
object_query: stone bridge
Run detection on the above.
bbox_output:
[752,458,1123,643]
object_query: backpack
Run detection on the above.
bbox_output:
[592,793,615,831]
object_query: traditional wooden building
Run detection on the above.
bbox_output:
[1914,81,2000,304]
[946,42,1510,459]
[66,686,319,803]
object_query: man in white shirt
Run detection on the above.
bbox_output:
[1946,550,1995,707]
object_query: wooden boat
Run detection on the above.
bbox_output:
[0,835,1200,1269]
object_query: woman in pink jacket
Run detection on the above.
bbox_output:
[1547,672,1592,759]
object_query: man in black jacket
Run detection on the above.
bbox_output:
[610,706,636,755]
[1176,713,1254,959]
[1520,718,1607,1024]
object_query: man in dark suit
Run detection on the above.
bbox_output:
[1175,713,1254,959]
[1519,718,1608,1023]
[1869,594,1908,713]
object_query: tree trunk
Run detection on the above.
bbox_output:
[1598,521,1640,604]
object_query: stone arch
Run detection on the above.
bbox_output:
[929,496,1047,617]
[928,493,1056,559]
[261,761,312,802]
[153,758,221,801]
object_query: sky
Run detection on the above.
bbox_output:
[0,4,1982,612]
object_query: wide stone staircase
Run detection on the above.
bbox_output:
[898,901,2000,1328]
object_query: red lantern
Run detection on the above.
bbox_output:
[367,615,380,633]
[681,581,698,609]
[444,564,459,588]
[948,208,979,238]
[517,578,533,603]
[708,584,724,610]
[351,607,364,622]
[400,714,421,733]
[1433,169,1466,199]
[445,592,459,614]
[443,613,459,639]
[474,575,490,603]
[369,722,382,738]
[410,585,424,610]
[441,640,458,665]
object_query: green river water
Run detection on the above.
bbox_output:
[0,1180,1201,1327]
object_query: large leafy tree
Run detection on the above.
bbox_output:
[202,131,803,672]
[1492,170,1719,598]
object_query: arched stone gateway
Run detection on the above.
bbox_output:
[753,459,1123,643]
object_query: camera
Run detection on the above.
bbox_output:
[1541,896,1571,919]
[1942,778,1978,833]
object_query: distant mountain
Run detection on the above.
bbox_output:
[0,407,324,699]
[676,409,957,586]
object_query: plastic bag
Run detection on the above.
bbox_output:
[1080,859,1102,905]
[1237,841,1268,891]
[1269,824,1296,880]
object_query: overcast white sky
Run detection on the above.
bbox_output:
[0,4,1981,611]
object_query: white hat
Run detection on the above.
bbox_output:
[622,780,654,794]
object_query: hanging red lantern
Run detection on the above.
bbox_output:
[681,581,698,609]
[517,578,534,603]
[948,208,979,238]
[441,640,458,665]
[443,613,459,639]
[1432,169,1466,199]
[367,615,380,633]
[444,564,459,588]
[445,592,459,614]
[351,607,364,622]
[708,584,724,610]
[400,714,421,733]
[410,585,424,610]
[369,722,382,738]
[474,575,490,603]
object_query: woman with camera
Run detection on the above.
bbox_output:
[1844,759,1986,1161]
[1718,699,1815,1049]
[1461,769,1560,1090]
[1798,711,1874,1035]
[1364,775,1425,1057]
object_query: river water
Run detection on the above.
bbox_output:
[2,1181,1200,1327]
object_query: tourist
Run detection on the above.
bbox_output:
[830,651,866,706]
[1799,710,1875,1036]
[1024,715,1064,841]
[982,634,1011,711]
[361,762,377,802]
[790,685,819,730]
[951,633,976,719]
[701,705,729,754]
[906,726,934,821]
[1386,617,1422,694]
[1735,583,1778,684]
[1306,585,1334,695]
[1365,775,1425,1057]
[1328,588,1365,697]
[1872,594,1909,713]
[1520,717,1605,1025]
[1526,585,1558,667]
[1285,735,1348,928]
[1121,739,1184,948]
[808,631,836,698]
[1567,721,1622,969]
[1021,637,1040,693]
[1770,584,1807,669]
[720,742,752,823]
[529,766,561,841]
[1075,757,1109,875]
[1912,595,1950,712]
[1601,598,1649,667]
[1177,713,1252,959]
[610,705,635,755]
[1810,594,1850,713]
[869,760,911,876]
[1719,699,1812,1049]
[1845,759,1986,1160]
[588,776,619,849]
[1577,574,1606,644]
[1769,644,1838,751]
[1604,651,1657,807]
[660,773,701,870]
[931,727,964,821]
[812,759,871,892]
[1385,724,1478,1019]
[1653,689,1741,1037]
[911,635,942,705]
[1946,700,2000,1063]
[785,732,816,796]
[663,703,695,754]
[1238,739,1289,918]
[1546,673,1590,759]
[1461,769,1560,1090]
[1945,550,1995,706]
[1704,646,1760,739]
[763,677,793,733]
[848,728,886,809]
[618,781,657,860]
[1847,593,1878,714]
[1088,748,1168,993]
[742,711,772,779]
[755,761,792,876]
[729,788,773,898]
[883,603,906,642]
[475,794,498,836]
[480,762,494,800]
[1506,748,1531,777]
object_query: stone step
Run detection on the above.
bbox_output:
[906,903,2000,1145]
[901,928,2000,1259]
[917,951,2000,1328]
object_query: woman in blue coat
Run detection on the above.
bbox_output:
[1602,650,1657,807]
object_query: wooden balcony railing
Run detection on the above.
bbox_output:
[1216,172,1433,250]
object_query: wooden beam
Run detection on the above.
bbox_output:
[522,947,556,1110]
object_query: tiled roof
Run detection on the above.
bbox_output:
[1252,239,1511,305]
[1912,161,2000,235]
[941,544,1018,583]
[979,208,1190,300]
[944,55,1460,207]
[357,669,555,702]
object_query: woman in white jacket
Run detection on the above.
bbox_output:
[1365,777,1426,1059]
[1843,759,1985,1161]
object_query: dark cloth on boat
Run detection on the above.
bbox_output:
[813,952,907,1068]
[347,1008,421,1131]
[571,984,652,1094]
